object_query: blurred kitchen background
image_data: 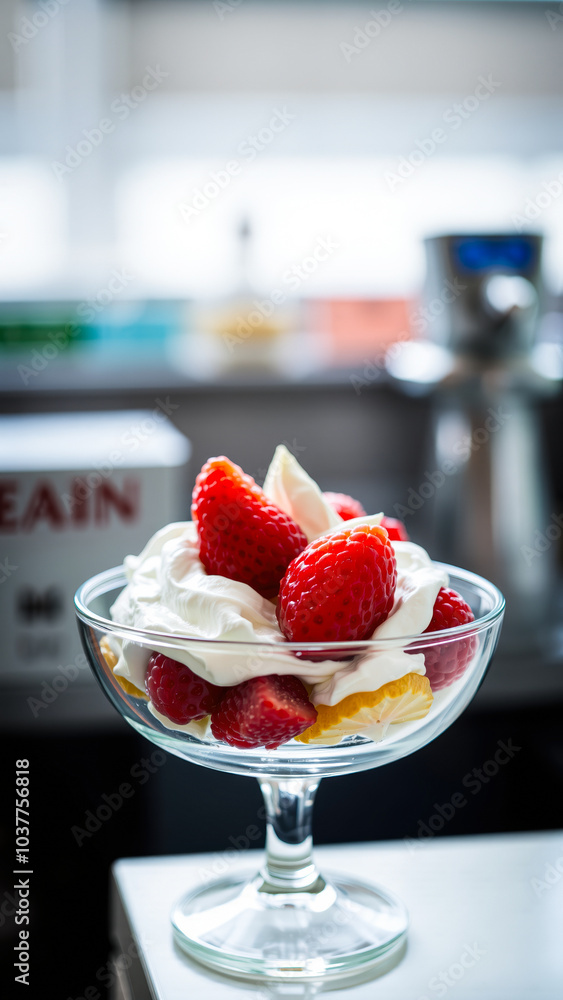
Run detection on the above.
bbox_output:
[1,0,563,995]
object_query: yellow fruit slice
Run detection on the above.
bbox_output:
[295,672,432,746]
[100,636,147,700]
[115,674,148,699]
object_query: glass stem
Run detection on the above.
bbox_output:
[258,777,322,892]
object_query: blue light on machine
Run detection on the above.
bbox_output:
[452,237,536,274]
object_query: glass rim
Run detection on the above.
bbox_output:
[74,562,505,652]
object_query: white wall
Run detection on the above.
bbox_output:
[125,1,563,95]
[0,0,562,300]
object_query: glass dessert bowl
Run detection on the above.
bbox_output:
[75,562,504,984]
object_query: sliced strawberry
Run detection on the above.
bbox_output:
[145,652,225,725]
[323,491,366,521]
[277,524,397,643]
[210,674,317,749]
[421,587,477,690]
[380,516,409,542]
[191,456,307,599]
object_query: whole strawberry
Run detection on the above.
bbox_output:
[192,457,307,599]
[421,587,477,690]
[211,674,317,749]
[323,491,366,521]
[145,652,225,724]
[277,524,397,643]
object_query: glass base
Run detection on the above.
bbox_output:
[172,868,408,983]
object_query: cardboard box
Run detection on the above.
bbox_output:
[0,410,190,696]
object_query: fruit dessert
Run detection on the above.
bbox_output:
[106,445,477,750]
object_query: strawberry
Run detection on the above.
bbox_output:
[381,516,409,542]
[145,652,225,725]
[277,524,397,643]
[323,494,410,543]
[210,674,317,749]
[192,457,307,599]
[420,587,477,690]
[323,491,366,521]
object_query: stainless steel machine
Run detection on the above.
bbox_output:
[389,233,561,653]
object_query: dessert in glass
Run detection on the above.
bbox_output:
[75,445,504,984]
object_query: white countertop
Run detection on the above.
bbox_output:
[111,830,563,1000]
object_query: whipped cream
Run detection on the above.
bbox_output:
[110,448,447,716]
[147,700,211,738]
[263,445,343,541]
[309,542,447,705]
[263,445,384,540]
